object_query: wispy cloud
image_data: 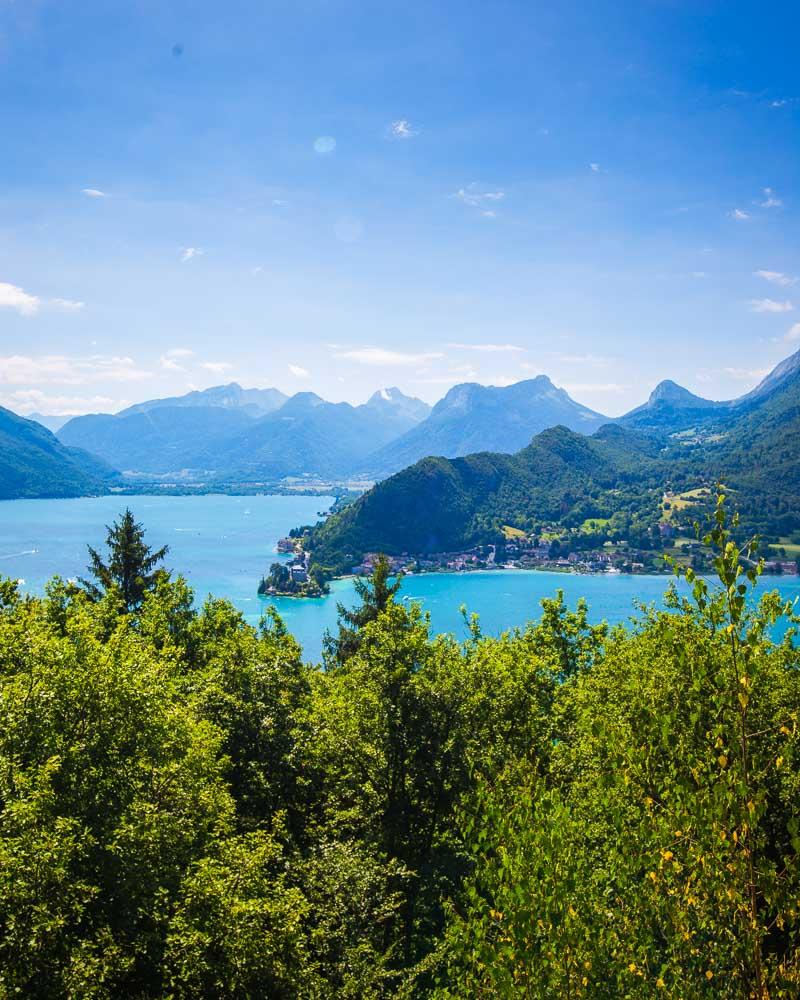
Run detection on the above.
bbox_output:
[288,364,310,378]
[181,247,204,262]
[730,208,750,220]
[51,298,85,312]
[454,184,506,216]
[749,298,794,314]
[1,389,124,416]
[389,119,417,139]
[447,342,525,353]
[550,353,611,366]
[336,347,444,366]
[313,136,336,154]
[0,354,151,385]
[82,188,107,198]
[562,382,627,394]
[786,323,800,343]
[160,357,184,373]
[723,366,770,381]
[0,282,40,316]
[759,187,783,208]
[200,361,233,375]
[755,270,796,287]
[590,162,600,172]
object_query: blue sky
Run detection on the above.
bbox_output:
[1,0,798,417]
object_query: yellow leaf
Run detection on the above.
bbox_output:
[718,754,728,768]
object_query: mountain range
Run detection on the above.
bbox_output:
[4,348,800,500]
[57,385,433,479]
[53,377,609,482]
[306,347,800,573]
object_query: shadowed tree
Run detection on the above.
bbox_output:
[80,508,169,611]
[324,554,402,666]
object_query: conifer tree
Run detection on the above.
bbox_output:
[80,508,169,611]
[324,554,402,665]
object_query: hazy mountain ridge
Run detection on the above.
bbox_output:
[359,376,611,477]
[57,384,431,481]
[119,382,288,419]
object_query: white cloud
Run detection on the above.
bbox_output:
[166,348,195,359]
[785,323,800,343]
[181,247,204,262]
[272,199,288,207]
[313,136,336,154]
[336,347,445,366]
[550,353,611,366]
[454,184,506,210]
[749,298,793,314]
[759,187,783,208]
[389,119,416,139]
[82,188,107,198]
[730,208,750,220]
[0,354,151,385]
[562,382,627,394]
[200,361,233,375]
[590,162,600,172]
[448,342,525,353]
[0,282,40,316]
[1,389,124,416]
[288,364,310,378]
[723,366,770,381]
[50,298,85,311]
[691,271,706,278]
[754,269,796,287]
[160,356,185,372]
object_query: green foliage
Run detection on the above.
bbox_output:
[437,496,800,998]
[324,554,403,665]
[0,496,798,996]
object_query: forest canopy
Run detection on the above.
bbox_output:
[0,499,798,997]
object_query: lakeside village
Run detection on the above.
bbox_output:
[257,521,800,600]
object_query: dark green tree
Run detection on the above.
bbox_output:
[80,508,169,611]
[324,554,402,665]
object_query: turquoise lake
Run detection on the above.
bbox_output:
[1,494,798,663]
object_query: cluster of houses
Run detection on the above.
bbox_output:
[349,542,664,577]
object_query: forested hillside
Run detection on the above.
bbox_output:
[0,406,115,499]
[0,502,798,996]
[304,348,800,575]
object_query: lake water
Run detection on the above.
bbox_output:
[1,494,798,663]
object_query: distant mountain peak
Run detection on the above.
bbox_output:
[647,380,714,407]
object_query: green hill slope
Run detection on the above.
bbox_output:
[0,407,115,499]
[308,425,663,573]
